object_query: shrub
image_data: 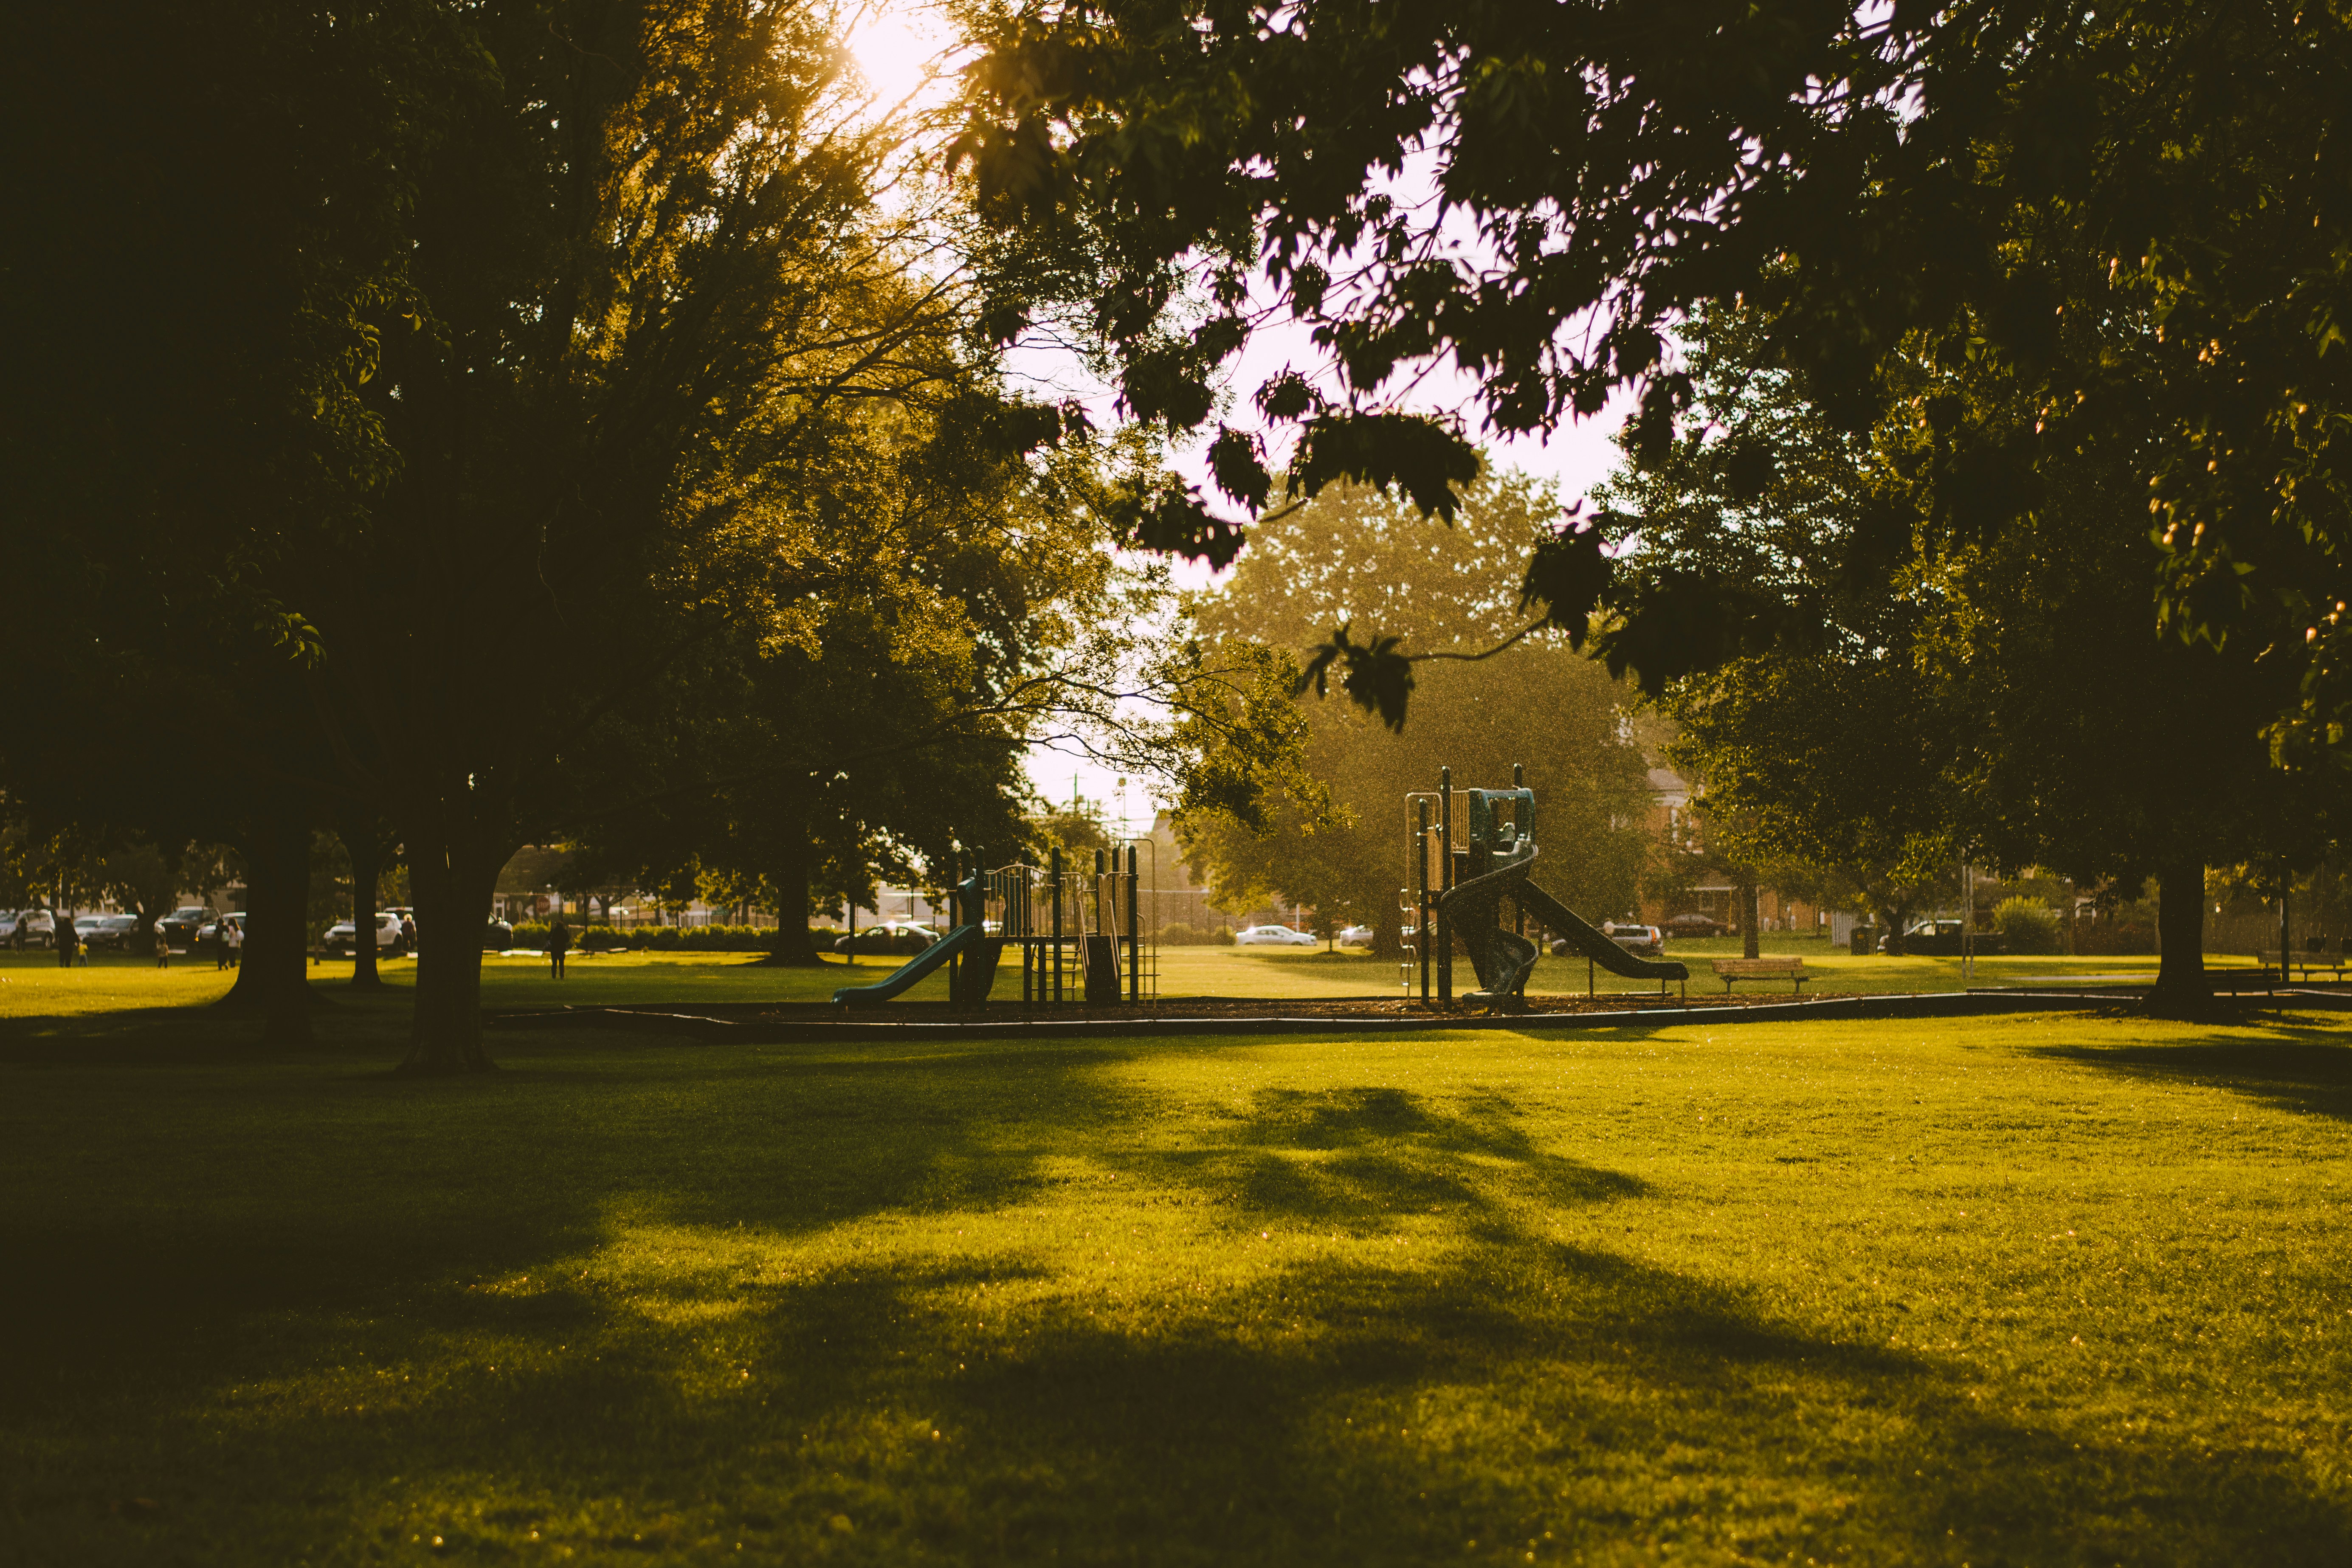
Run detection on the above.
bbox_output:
[1994,898,2063,955]
[1157,922,1237,946]
[2071,920,2155,955]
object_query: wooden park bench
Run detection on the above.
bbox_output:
[1711,957,1811,994]
[2257,949,2352,984]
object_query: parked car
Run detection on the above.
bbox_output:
[0,909,31,946]
[324,912,406,957]
[1338,924,1375,946]
[1234,924,1318,947]
[197,912,247,944]
[833,921,938,956]
[1662,912,1726,939]
[159,906,213,949]
[1599,921,1665,956]
[79,913,144,952]
[1877,920,2005,957]
[484,916,515,950]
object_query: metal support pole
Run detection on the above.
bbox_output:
[947,850,961,1004]
[1960,856,1971,988]
[1438,766,1453,1004]
[2281,871,2292,984]
[1415,801,1431,1005]
[1127,844,1141,1003]
[1050,846,1064,1003]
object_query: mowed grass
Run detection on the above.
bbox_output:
[2,994,2348,1565]
[0,939,2257,1025]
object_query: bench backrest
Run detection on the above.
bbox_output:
[1711,958,1804,974]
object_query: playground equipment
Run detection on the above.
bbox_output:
[834,843,1157,1008]
[1402,764,1689,1009]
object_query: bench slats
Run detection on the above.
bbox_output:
[1710,957,1809,993]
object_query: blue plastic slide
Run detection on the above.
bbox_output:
[833,923,983,1005]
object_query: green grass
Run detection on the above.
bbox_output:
[1,940,2249,1026]
[0,926,2256,1025]
[3,990,2348,1565]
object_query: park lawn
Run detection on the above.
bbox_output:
[0,944,2266,1028]
[2,1002,2349,1565]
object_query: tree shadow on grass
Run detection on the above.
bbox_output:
[2024,1013,2352,1123]
[1129,1084,1648,1239]
[4,1030,2349,1565]
[15,1227,2342,1565]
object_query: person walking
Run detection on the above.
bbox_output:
[153,923,171,969]
[213,916,231,970]
[223,916,242,969]
[55,912,76,969]
[548,915,571,980]
[398,912,417,957]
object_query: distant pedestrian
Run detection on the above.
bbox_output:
[398,912,417,956]
[223,917,242,969]
[154,924,171,968]
[548,916,571,980]
[213,918,231,969]
[55,915,76,969]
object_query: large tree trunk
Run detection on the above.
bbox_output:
[762,836,825,966]
[1738,879,1762,960]
[2150,854,2209,1013]
[217,818,316,1048]
[346,819,386,990]
[398,834,502,1074]
[1876,900,1910,956]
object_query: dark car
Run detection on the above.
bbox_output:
[484,917,514,951]
[1662,912,1726,939]
[81,913,145,952]
[833,921,939,956]
[160,906,213,949]
[1878,919,2006,956]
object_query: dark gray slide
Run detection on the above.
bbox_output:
[1513,879,1690,982]
[834,923,981,1005]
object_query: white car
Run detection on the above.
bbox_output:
[324,911,407,957]
[1234,924,1318,947]
[1338,924,1375,946]
[1600,921,1664,955]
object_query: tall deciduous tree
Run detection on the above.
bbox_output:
[1603,309,2323,1006]
[238,1,1084,1070]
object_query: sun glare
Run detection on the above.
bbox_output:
[848,16,934,107]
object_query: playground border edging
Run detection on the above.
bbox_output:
[480,987,2250,1044]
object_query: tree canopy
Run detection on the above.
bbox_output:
[959,1,2352,750]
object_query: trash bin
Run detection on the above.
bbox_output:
[1851,926,1876,956]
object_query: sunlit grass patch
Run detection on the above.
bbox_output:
[2,1005,2346,1563]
